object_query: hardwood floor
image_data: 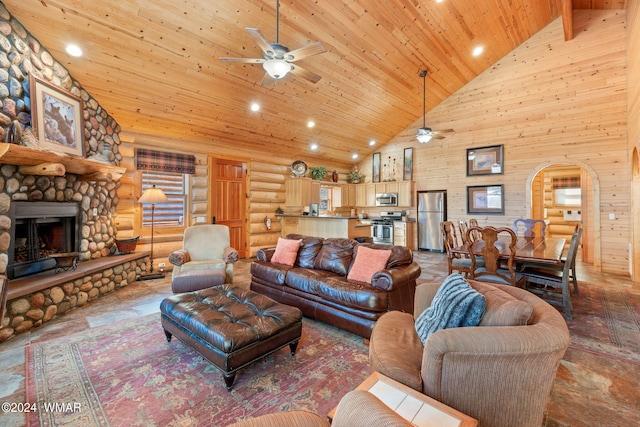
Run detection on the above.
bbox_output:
[0,251,638,426]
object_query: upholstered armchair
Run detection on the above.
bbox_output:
[225,390,411,427]
[169,225,238,293]
[369,279,570,427]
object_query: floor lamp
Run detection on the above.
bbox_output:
[138,184,169,280]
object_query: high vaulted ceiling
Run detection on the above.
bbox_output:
[3,0,628,167]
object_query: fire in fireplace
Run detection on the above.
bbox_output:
[8,201,81,279]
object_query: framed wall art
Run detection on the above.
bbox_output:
[30,75,85,157]
[372,152,381,183]
[466,145,503,176]
[403,147,413,181]
[467,185,504,214]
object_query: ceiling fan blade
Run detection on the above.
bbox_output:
[219,57,265,63]
[432,135,447,140]
[260,72,277,87]
[285,41,327,62]
[434,129,455,134]
[245,28,275,57]
[289,64,322,84]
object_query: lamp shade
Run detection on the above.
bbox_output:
[138,185,169,204]
[263,59,292,79]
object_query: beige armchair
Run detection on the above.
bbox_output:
[369,279,570,427]
[169,225,238,293]
[226,389,411,427]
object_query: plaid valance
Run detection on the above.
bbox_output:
[135,148,195,175]
[553,176,580,189]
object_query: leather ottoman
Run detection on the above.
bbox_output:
[160,284,303,391]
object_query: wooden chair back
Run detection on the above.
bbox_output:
[467,226,520,286]
[513,218,546,238]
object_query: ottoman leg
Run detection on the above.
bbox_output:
[163,329,173,342]
[289,339,299,355]
[223,372,236,392]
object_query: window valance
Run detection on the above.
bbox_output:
[552,176,580,189]
[135,148,195,175]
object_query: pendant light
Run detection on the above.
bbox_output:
[416,69,433,144]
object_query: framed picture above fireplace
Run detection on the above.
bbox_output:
[30,75,85,157]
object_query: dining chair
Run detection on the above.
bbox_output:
[441,221,473,276]
[521,225,583,320]
[466,225,525,287]
[513,218,547,238]
[459,219,480,247]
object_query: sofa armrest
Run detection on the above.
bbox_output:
[256,248,276,262]
[333,390,412,427]
[371,262,421,291]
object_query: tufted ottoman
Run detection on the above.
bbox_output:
[160,284,303,391]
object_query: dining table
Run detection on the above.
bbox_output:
[452,235,567,265]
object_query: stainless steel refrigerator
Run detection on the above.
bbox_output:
[417,190,446,252]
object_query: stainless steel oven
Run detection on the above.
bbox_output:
[372,221,393,244]
[371,211,403,244]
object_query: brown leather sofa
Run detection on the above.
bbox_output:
[250,234,421,339]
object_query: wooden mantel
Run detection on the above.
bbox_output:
[0,143,126,180]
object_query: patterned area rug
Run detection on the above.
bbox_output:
[566,282,640,364]
[26,315,370,427]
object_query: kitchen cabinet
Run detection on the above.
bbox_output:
[397,181,414,207]
[355,184,367,207]
[285,178,320,207]
[285,178,311,207]
[366,184,377,206]
[393,221,415,250]
[341,184,356,207]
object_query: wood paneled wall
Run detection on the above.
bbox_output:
[358,10,630,275]
[628,0,640,281]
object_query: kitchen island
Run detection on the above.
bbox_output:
[278,215,372,240]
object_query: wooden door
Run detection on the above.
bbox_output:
[210,158,247,258]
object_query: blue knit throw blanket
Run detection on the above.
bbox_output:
[415,274,486,344]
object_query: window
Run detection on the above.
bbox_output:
[554,188,581,207]
[141,171,186,228]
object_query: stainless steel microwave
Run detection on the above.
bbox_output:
[375,193,398,207]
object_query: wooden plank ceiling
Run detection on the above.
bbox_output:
[3,0,628,168]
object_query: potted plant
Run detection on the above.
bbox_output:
[309,166,327,180]
[347,169,365,184]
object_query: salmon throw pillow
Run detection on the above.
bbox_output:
[347,246,392,284]
[271,237,303,266]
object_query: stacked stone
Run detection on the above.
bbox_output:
[0,164,121,275]
[0,4,122,163]
[0,256,149,342]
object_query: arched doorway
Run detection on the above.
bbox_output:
[526,162,601,271]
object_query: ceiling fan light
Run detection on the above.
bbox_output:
[416,127,433,144]
[263,59,292,79]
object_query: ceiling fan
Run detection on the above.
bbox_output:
[416,70,454,143]
[219,0,326,86]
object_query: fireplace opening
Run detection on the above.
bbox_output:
[8,201,81,279]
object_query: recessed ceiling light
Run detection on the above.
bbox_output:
[436,0,444,3]
[66,44,83,57]
[310,143,318,150]
[369,140,376,146]
[250,103,260,112]
[352,153,359,159]
[307,121,315,128]
[472,46,484,57]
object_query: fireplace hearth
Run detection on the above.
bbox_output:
[8,201,81,279]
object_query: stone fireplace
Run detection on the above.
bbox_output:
[7,201,80,279]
